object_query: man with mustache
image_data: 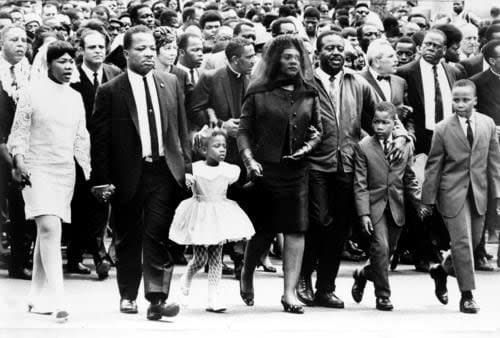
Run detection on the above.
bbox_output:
[296,31,411,308]
[90,25,191,320]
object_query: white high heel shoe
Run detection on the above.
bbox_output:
[206,288,226,313]
[53,310,69,323]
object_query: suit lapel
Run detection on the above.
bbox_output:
[451,114,470,149]
[413,61,425,108]
[389,76,398,103]
[442,62,454,88]
[472,114,480,150]
[221,68,236,117]
[152,72,169,138]
[369,137,390,167]
[120,73,140,136]
[365,70,386,101]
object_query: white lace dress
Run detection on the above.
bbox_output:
[7,78,90,223]
[169,161,255,245]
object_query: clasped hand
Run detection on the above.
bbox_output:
[12,164,31,189]
[91,184,116,203]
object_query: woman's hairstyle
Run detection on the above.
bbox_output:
[153,26,176,51]
[193,125,227,153]
[46,40,76,64]
[251,34,313,88]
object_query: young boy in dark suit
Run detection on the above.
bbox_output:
[351,102,431,311]
[422,79,500,314]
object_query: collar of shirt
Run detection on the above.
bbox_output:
[419,57,440,72]
[483,57,490,71]
[457,112,476,136]
[490,67,500,78]
[127,68,153,84]
[176,63,197,79]
[378,135,393,147]
[315,67,342,91]
[227,64,242,78]
[81,62,103,84]
[369,67,382,80]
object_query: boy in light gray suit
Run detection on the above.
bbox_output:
[422,79,500,314]
[352,102,430,311]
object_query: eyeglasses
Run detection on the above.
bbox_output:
[356,10,369,15]
[364,31,380,37]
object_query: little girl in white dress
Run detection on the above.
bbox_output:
[169,126,254,312]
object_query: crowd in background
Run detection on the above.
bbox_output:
[0,0,500,322]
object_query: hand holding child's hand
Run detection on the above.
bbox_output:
[360,215,373,236]
[496,198,500,216]
[185,174,195,190]
[417,204,433,221]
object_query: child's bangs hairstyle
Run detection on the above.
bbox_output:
[374,101,397,119]
[193,125,228,153]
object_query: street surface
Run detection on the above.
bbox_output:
[1,245,499,338]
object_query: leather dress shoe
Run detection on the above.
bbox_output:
[66,262,91,275]
[9,268,32,280]
[96,259,111,280]
[162,302,180,317]
[429,264,448,305]
[172,251,188,266]
[376,297,394,311]
[147,303,163,321]
[147,301,180,320]
[296,275,315,306]
[120,299,138,314]
[351,269,366,303]
[222,263,234,275]
[233,261,243,280]
[459,297,479,314]
[314,291,344,308]
[475,257,494,271]
[414,260,430,272]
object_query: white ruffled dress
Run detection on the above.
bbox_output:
[169,161,255,245]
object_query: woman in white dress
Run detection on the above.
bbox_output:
[7,41,90,323]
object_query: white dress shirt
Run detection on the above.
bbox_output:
[420,59,453,131]
[457,112,475,141]
[369,67,391,101]
[316,67,342,119]
[127,70,164,158]
[81,62,103,85]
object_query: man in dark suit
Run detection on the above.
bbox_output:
[68,29,122,279]
[396,29,464,272]
[297,31,411,309]
[0,25,34,280]
[470,39,500,270]
[90,25,191,320]
[397,29,464,155]
[189,37,256,279]
[361,39,415,141]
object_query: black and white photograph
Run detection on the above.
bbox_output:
[0,0,499,337]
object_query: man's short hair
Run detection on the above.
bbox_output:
[177,32,200,50]
[482,39,500,65]
[491,6,500,18]
[366,39,393,66]
[433,24,462,48]
[129,4,150,24]
[160,9,178,26]
[182,7,197,23]
[199,10,223,29]
[453,79,477,95]
[395,36,416,50]
[423,29,448,46]
[0,24,25,44]
[316,30,342,51]
[233,21,254,35]
[303,7,320,20]
[408,13,428,28]
[270,17,295,36]
[374,101,397,119]
[225,37,253,60]
[485,24,500,42]
[79,28,107,49]
[123,24,152,50]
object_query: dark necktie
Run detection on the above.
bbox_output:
[377,75,390,81]
[466,119,473,147]
[433,65,443,123]
[10,65,17,89]
[93,72,99,89]
[189,68,195,84]
[143,76,160,161]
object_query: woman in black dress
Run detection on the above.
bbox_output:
[237,35,322,314]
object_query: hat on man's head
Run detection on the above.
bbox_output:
[24,13,42,26]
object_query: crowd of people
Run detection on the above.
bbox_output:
[0,0,500,324]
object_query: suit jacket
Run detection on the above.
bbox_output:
[0,82,16,145]
[354,135,420,226]
[396,59,463,154]
[90,71,192,204]
[422,113,500,217]
[70,63,122,121]
[169,65,192,104]
[189,66,248,164]
[359,69,415,141]
[470,69,500,125]
[459,54,484,78]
